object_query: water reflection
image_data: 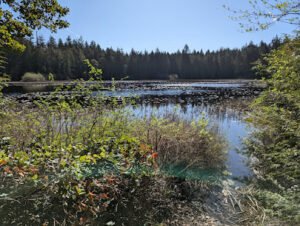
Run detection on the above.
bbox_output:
[126,100,253,179]
[6,80,254,180]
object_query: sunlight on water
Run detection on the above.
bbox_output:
[126,102,252,180]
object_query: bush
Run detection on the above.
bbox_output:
[21,72,46,82]
[0,105,227,224]
[246,37,300,224]
[136,115,226,171]
[0,61,227,225]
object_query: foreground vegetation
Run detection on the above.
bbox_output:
[1,0,299,224]
[245,36,300,224]
[0,62,227,225]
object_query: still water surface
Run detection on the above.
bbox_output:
[127,101,252,180]
[9,81,254,180]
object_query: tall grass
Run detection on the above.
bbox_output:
[0,61,228,225]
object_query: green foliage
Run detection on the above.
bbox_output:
[21,72,46,82]
[3,36,278,80]
[0,50,7,71]
[135,114,226,171]
[0,68,146,223]
[0,72,9,110]
[0,61,226,224]
[225,0,300,32]
[0,0,69,52]
[83,59,103,78]
[246,37,300,223]
[48,72,55,81]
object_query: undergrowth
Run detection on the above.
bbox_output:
[0,60,227,225]
[245,37,300,224]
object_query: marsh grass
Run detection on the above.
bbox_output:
[0,61,229,225]
[135,113,227,172]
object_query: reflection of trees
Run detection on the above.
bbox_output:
[131,97,252,122]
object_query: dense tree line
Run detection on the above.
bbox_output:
[3,36,281,81]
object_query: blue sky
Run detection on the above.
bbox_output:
[40,0,295,52]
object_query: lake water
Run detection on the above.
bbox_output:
[8,81,254,180]
[5,80,252,94]
[0,81,256,225]
[126,100,253,181]
[101,81,249,97]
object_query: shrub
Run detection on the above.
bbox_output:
[136,114,226,172]
[0,105,227,224]
[0,60,227,225]
[21,72,46,82]
[246,37,300,224]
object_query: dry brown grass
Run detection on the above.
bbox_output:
[135,114,227,171]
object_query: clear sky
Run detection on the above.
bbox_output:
[40,0,295,53]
